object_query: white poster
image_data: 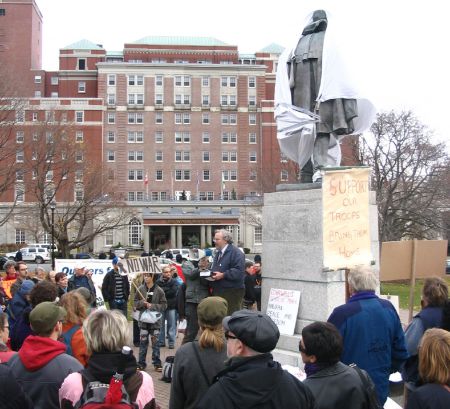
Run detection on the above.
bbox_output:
[266,288,301,336]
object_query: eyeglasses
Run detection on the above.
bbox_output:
[225,331,238,340]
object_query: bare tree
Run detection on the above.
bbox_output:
[360,110,450,242]
[19,113,132,257]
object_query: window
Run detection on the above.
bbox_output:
[202,151,210,162]
[108,74,116,86]
[31,150,37,160]
[75,188,84,201]
[75,151,83,162]
[107,131,115,143]
[281,170,289,181]
[34,75,42,84]
[220,95,237,106]
[107,112,115,124]
[155,131,163,143]
[249,132,257,144]
[202,132,210,143]
[202,76,210,87]
[128,93,144,105]
[222,170,237,181]
[155,112,163,124]
[175,132,191,143]
[202,95,210,106]
[199,191,214,201]
[16,131,24,143]
[221,76,236,87]
[16,150,24,163]
[16,170,24,182]
[76,111,84,123]
[107,94,116,105]
[75,170,83,182]
[248,96,256,106]
[15,229,26,245]
[128,169,144,181]
[254,226,262,245]
[203,170,210,181]
[45,111,55,122]
[78,81,86,93]
[105,230,114,246]
[128,112,144,124]
[155,151,163,161]
[175,113,190,124]
[51,77,59,85]
[221,114,237,125]
[129,218,142,246]
[280,152,288,162]
[61,112,68,122]
[249,113,256,125]
[128,192,136,202]
[249,170,257,181]
[51,92,59,97]
[15,187,24,203]
[32,112,38,121]
[155,94,163,105]
[16,110,25,123]
[175,94,191,105]
[46,170,53,181]
[75,131,83,143]
[248,76,256,88]
[156,170,163,181]
[202,113,210,124]
[175,170,191,181]
[249,151,257,162]
[128,151,144,161]
[78,58,86,70]
[128,75,144,86]
[222,132,237,143]
[107,151,115,161]
[160,192,167,201]
[155,75,163,86]
[174,75,191,87]
[175,151,190,162]
[127,131,144,143]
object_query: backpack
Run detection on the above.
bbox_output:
[75,369,137,409]
[61,324,81,356]
[160,355,175,383]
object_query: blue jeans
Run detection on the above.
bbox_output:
[109,299,127,318]
[138,327,161,367]
[158,308,177,347]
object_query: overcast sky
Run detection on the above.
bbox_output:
[36,0,449,146]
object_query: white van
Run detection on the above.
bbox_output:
[28,243,58,252]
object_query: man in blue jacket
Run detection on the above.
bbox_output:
[328,266,408,405]
[210,229,245,315]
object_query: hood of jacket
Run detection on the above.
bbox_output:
[18,335,66,371]
[215,353,285,408]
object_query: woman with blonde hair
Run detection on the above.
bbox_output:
[406,328,450,409]
[170,296,228,409]
[59,309,157,409]
[59,291,89,366]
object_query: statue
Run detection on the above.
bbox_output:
[275,9,377,183]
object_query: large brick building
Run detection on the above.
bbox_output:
[0,0,356,253]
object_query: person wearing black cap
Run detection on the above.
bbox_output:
[197,310,316,409]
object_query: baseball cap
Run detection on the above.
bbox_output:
[112,256,119,265]
[222,310,280,353]
[29,301,66,335]
[197,297,228,326]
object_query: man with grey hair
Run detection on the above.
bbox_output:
[197,310,316,409]
[327,265,408,405]
[210,229,245,315]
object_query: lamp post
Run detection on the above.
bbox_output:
[50,202,56,269]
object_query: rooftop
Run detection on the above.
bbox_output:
[130,36,230,47]
[259,43,285,54]
[61,39,104,50]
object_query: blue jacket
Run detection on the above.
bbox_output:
[328,291,408,404]
[210,244,245,290]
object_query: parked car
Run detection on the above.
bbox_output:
[27,243,59,253]
[161,248,191,260]
[74,253,96,259]
[5,247,50,264]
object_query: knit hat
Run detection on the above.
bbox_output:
[222,310,280,353]
[18,280,35,296]
[197,297,228,326]
[29,301,66,335]
[112,256,119,265]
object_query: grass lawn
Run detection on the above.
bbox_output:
[381,276,450,311]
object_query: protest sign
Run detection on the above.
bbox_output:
[266,288,301,336]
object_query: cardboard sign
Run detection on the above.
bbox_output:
[380,240,447,281]
[322,168,372,270]
[266,288,301,336]
[1,279,16,299]
[124,256,161,274]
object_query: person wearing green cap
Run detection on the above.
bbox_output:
[8,301,83,409]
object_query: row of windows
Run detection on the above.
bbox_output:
[106,131,257,144]
[15,130,85,144]
[16,150,83,163]
[14,186,84,203]
[106,74,257,88]
[105,150,258,163]
[124,169,248,182]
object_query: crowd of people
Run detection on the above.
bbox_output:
[0,230,449,409]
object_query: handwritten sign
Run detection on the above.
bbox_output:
[1,279,16,299]
[266,288,301,336]
[125,256,161,274]
[322,168,372,270]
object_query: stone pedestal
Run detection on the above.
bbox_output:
[261,188,379,366]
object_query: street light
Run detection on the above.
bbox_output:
[50,202,56,269]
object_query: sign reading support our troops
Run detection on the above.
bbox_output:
[322,167,372,270]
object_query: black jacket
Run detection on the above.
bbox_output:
[197,353,316,409]
[0,363,33,409]
[303,361,372,409]
[156,277,179,309]
[101,270,130,303]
